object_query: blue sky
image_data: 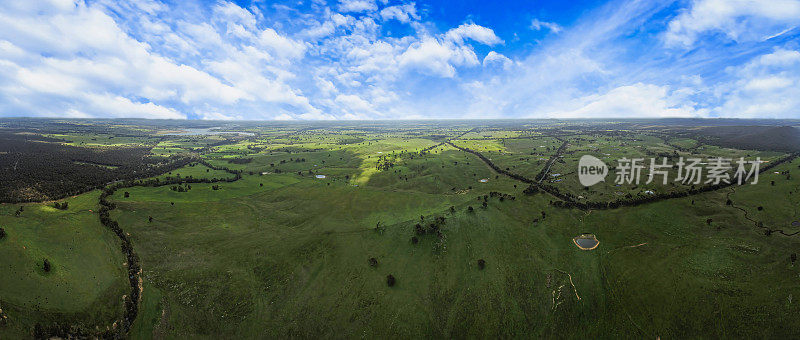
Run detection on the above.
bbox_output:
[0,0,799,120]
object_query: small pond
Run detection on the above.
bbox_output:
[573,234,599,250]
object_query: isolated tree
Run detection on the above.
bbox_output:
[726,199,732,205]
[124,191,130,198]
[541,211,546,219]
[449,206,455,213]
[148,216,153,223]
[260,183,264,187]
[757,206,764,211]
[386,274,396,287]
[467,206,474,213]
[43,259,51,273]
[706,218,713,225]
[791,253,797,263]
[477,259,486,270]
[411,236,419,244]
[482,201,488,209]
[0,227,6,240]
[368,257,378,267]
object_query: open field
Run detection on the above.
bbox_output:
[1,119,799,338]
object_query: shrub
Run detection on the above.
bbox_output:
[368,257,378,267]
[477,259,486,270]
[386,274,396,287]
[124,191,130,198]
[467,206,474,212]
[414,223,425,235]
[43,259,51,272]
[757,206,763,211]
[791,253,797,263]
[706,218,713,225]
[0,227,6,239]
[411,236,419,244]
[523,185,539,195]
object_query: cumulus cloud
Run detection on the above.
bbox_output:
[445,23,504,45]
[0,0,319,119]
[545,83,706,118]
[483,51,512,69]
[399,37,479,77]
[713,48,800,118]
[665,0,800,47]
[1,0,796,120]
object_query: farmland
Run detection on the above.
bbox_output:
[1,119,799,338]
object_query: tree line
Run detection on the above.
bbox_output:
[447,140,800,211]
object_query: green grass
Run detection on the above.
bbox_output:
[0,192,128,337]
[107,173,800,338]
[153,163,235,182]
[3,125,800,338]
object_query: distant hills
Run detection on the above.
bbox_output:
[698,126,800,152]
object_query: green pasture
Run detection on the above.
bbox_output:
[0,192,128,337]
[2,125,799,338]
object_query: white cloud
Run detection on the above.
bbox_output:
[257,28,307,59]
[545,83,706,118]
[530,18,562,33]
[4,0,794,121]
[335,93,373,112]
[82,93,185,119]
[665,0,800,47]
[379,3,420,23]
[339,0,377,13]
[713,48,800,118]
[483,51,512,70]
[399,37,479,77]
[213,1,257,30]
[445,23,503,45]
[0,0,321,119]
